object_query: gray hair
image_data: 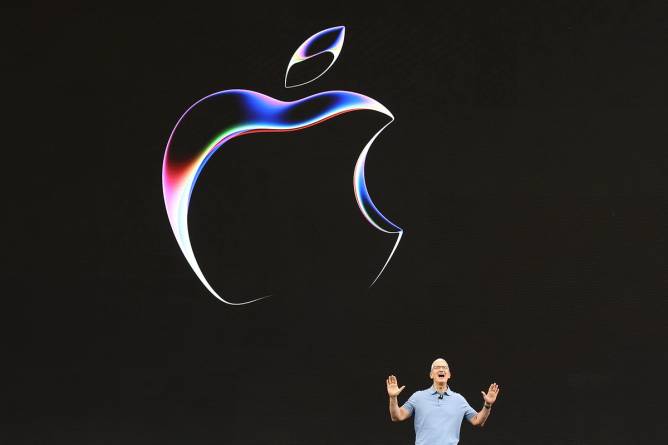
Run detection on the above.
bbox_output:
[430,358,449,370]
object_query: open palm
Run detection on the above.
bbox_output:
[386,375,406,397]
[481,383,500,405]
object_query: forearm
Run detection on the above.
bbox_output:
[388,396,404,421]
[473,404,492,427]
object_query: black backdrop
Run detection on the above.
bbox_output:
[12,2,667,443]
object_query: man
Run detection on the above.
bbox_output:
[387,358,500,445]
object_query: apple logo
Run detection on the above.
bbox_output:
[162,26,402,305]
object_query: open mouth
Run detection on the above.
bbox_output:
[438,373,445,378]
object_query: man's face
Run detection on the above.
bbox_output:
[429,358,451,386]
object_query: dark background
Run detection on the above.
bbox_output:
[10,1,667,443]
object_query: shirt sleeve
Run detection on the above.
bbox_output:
[401,392,418,416]
[462,396,477,421]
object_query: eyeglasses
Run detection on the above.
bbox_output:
[432,365,449,370]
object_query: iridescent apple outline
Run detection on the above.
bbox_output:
[162,26,402,305]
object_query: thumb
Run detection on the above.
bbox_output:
[481,391,486,398]
[398,385,406,394]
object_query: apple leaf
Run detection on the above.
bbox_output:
[285,26,345,88]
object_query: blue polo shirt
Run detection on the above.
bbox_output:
[402,386,477,445]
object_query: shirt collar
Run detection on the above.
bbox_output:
[430,385,452,396]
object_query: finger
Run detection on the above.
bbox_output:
[398,385,406,394]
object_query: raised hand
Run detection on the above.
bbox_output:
[386,375,406,397]
[481,382,500,405]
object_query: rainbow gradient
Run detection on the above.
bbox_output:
[162,27,401,304]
